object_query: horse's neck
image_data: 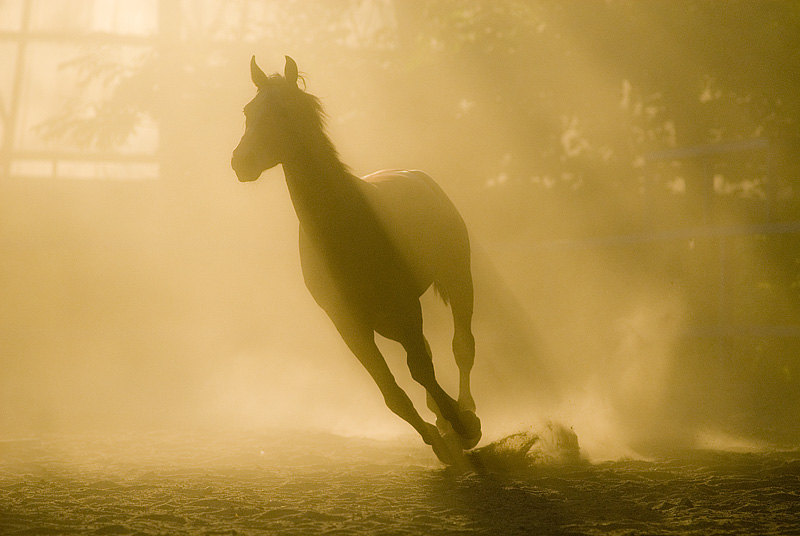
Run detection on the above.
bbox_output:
[283,144,363,237]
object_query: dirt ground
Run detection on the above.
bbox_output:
[1,431,798,535]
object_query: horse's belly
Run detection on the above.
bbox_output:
[297,170,467,322]
[298,228,430,321]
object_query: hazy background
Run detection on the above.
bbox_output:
[1,0,798,460]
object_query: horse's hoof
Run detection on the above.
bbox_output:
[458,410,482,450]
[442,431,472,471]
[430,438,458,465]
[422,424,455,465]
[460,432,481,451]
[435,416,455,436]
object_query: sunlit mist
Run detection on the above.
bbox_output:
[2,0,799,467]
[3,2,800,535]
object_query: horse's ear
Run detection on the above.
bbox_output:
[250,56,269,88]
[284,56,298,87]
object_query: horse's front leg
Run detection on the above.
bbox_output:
[329,315,456,465]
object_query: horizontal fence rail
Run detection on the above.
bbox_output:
[533,221,800,250]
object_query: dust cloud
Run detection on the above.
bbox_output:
[1,1,799,463]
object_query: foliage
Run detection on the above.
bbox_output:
[35,48,155,150]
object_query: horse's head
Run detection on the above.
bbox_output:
[231,56,301,182]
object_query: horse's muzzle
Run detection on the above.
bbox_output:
[231,154,260,182]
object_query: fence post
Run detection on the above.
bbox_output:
[716,234,728,359]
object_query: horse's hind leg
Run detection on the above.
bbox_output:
[449,273,477,413]
[399,302,481,450]
[331,316,455,464]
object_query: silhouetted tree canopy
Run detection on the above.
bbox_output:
[42,1,799,211]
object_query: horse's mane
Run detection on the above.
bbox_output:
[264,73,347,172]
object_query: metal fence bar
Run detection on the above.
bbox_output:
[532,221,800,250]
[644,139,770,162]
[685,324,800,339]
[0,29,153,44]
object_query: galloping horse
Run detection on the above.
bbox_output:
[231,56,481,464]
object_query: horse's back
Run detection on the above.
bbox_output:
[362,169,468,245]
[360,169,471,296]
[362,169,465,229]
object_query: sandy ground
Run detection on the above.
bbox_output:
[0,431,798,535]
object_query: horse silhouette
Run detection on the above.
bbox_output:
[231,56,481,464]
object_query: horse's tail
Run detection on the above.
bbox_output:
[433,280,452,306]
